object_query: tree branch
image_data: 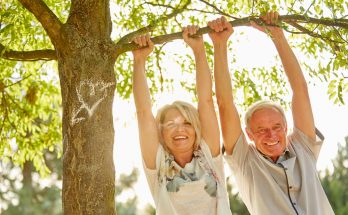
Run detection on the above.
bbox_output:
[287,22,343,44]
[304,0,316,16]
[0,43,56,61]
[143,2,176,9]
[114,17,251,55]
[332,26,348,43]
[6,74,33,88]
[154,45,165,92]
[281,14,348,28]
[18,0,63,45]
[114,15,348,54]
[2,12,347,62]
[116,0,191,44]
[184,8,222,15]
[145,2,225,16]
[198,0,238,19]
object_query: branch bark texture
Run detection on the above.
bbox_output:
[115,15,348,55]
[1,14,347,61]
[0,43,57,61]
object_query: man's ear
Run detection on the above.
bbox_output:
[245,127,254,141]
[282,120,288,134]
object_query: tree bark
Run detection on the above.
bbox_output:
[59,39,116,215]
[58,1,116,214]
[18,0,117,214]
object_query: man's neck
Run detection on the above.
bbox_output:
[259,149,290,164]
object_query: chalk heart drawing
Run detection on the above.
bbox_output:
[71,80,115,126]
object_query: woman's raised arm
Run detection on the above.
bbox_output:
[132,35,159,169]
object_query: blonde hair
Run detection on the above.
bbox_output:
[156,101,201,152]
[244,100,287,129]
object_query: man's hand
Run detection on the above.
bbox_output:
[251,11,284,40]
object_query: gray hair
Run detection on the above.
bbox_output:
[244,100,287,129]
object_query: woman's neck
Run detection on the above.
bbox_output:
[173,150,194,168]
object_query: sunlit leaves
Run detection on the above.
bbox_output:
[115,53,133,99]
[0,60,61,176]
[233,65,290,111]
[42,0,70,22]
[1,0,348,178]
[0,0,52,51]
[328,78,347,105]
[112,0,348,109]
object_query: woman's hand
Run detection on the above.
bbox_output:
[250,11,284,40]
[132,34,154,60]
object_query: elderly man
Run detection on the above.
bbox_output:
[208,11,334,215]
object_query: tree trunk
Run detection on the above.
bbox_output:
[22,161,34,214]
[56,1,117,214]
[59,36,117,214]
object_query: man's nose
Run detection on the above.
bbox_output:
[265,129,277,137]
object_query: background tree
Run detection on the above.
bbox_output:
[226,177,250,215]
[320,136,348,215]
[1,0,347,214]
[115,168,139,215]
[0,161,141,214]
[0,153,62,215]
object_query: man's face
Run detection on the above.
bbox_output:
[246,108,287,162]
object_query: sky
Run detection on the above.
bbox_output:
[112,26,348,211]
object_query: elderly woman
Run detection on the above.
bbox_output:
[131,20,232,215]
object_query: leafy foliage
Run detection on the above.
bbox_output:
[0,164,145,215]
[0,60,61,176]
[115,168,139,214]
[0,0,347,212]
[226,176,250,215]
[320,136,348,215]
[0,157,62,215]
[113,0,347,107]
[1,1,63,175]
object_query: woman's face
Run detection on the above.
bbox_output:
[161,108,196,155]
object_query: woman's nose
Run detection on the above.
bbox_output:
[175,123,185,130]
